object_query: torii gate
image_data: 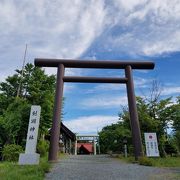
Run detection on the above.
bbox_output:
[34,59,155,162]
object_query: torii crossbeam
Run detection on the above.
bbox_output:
[35,58,155,162]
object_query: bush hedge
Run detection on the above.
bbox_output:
[37,140,49,157]
[2,144,23,162]
[138,156,153,166]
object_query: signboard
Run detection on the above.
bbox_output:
[77,136,98,141]
[25,105,41,154]
[144,133,159,157]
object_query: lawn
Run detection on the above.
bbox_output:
[119,155,180,167]
[0,156,50,180]
[150,157,180,167]
[0,153,68,180]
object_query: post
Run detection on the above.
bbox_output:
[124,144,127,158]
[66,139,68,153]
[48,64,64,162]
[98,137,100,154]
[69,139,72,154]
[75,137,77,155]
[94,137,96,155]
[125,65,143,161]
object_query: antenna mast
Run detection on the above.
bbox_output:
[16,44,28,97]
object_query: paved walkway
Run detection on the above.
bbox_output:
[45,155,179,180]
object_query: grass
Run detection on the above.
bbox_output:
[0,152,68,180]
[0,155,51,180]
[150,157,180,167]
[118,155,180,179]
[58,152,68,159]
[118,155,180,167]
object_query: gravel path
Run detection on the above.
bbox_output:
[45,155,179,180]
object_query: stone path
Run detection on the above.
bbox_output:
[45,155,179,180]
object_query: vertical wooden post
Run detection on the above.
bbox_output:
[48,64,64,162]
[69,139,72,154]
[125,65,143,160]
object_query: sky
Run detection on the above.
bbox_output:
[0,0,180,135]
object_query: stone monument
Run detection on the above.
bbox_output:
[18,105,41,165]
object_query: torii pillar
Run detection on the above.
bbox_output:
[34,59,154,162]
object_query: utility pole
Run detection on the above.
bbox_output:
[17,44,28,97]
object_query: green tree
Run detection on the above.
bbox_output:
[170,96,180,152]
[0,63,56,146]
[1,98,30,145]
[99,121,131,153]
[99,94,179,157]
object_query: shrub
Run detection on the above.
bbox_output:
[37,140,49,157]
[138,156,153,166]
[2,144,23,162]
[164,141,178,156]
[41,161,51,173]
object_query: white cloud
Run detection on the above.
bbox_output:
[64,84,76,94]
[64,115,119,134]
[92,84,126,92]
[134,77,150,87]
[80,95,128,109]
[86,76,149,94]
[0,0,106,80]
[114,0,148,12]
[162,86,180,96]
[89,0,180,57]
[1,0,180,82]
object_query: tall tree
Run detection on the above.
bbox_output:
[0,63,56,146]
[99,95,178,156]
[99,122,131,153]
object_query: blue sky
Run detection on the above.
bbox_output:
[0,0,180,134]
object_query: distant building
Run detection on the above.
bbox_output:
[59,123,99,155]
[77,143,93,154]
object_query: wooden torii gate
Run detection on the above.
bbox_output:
[34,59,155,162]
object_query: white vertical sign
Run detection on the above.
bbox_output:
[144,133,159,157]
[25,105,41,154]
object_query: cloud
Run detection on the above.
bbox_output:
[162,86,180,96]
[85,76,149,94]
[91,84,126,92]
[80,95,128,109]
[83,0,180,58]
[0,0,106,80]
[134,77,150,87]
[1,0,180,83]
[64,115,119,134]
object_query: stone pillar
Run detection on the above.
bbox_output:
[98,136,100,154]
[94,137,96,155]
[75,137,77,155]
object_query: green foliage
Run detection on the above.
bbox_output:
[40,161,51,173]
[174,131,180,153]
[37,140,49,157]
[164,139,178,156]
[99,88,180,157]
[1,98,30,145]
[138,157,153,166]
[2,144,23,162]
[0,155,51,179]
[99,121,131,153]
[0,116,6,146]
[119,156,180,167]
[150,157,180,167]
[0,63,57,149]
